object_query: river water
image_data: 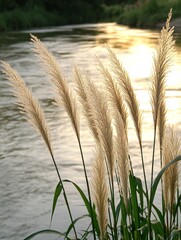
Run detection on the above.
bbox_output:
[0,23,181,240]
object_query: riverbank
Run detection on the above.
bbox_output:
[0,1,181,32]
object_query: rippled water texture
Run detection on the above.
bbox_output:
[0,23,181,240]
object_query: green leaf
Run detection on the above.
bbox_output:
[65,214,89,238]
[151,203,164,227]
[50,181,63,225]
[129,173,140,230]
[24,229,63,240]
[135,176,144,212]
[150,155,181,206]
[115,200,121,222]
[151,220,164,238]
[167,229,181,240]
[63,179,100,237]
[173,193,181,222]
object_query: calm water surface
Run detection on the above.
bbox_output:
[1,23,181,240]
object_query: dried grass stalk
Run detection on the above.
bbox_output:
[31,35,80,138]
[107,46,142,146]
[74,66,99,141]
[97,58,128,132]
[162,125,180,211]
[1,61,53,155]
[85,77,115,180]
[114,110,129,207]
[150,9,174,143]
[91,145,108,240]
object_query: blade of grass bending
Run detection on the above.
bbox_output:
[172,193,181,225]
[64,179,100,237]
[150,155,181,211]
[149,155,181,238]
[77,138,97,240]
[166,229,181,240]
[134,176,144,213]
[119,196,130,240]
[151,203,164,230]
[65,214,89,238]
[50,181,63,226]
[24,229,64,240]
[49,153,78,239]
[129,172,140,239]
[151,220,164,238]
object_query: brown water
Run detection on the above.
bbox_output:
[0,23,181,240]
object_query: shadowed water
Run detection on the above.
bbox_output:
[0,23,181,240]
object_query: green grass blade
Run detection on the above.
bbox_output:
[64,179,100,237]
[65,214,89,238]
[151,220,164,238]
[150,155,181,206]
[129,173,140,239]
[24,229,64,240]
[151,203,164,229]
[135,176,144,212]
[50,181,63,225]
[167,229,181,240]
[173,194,181,223]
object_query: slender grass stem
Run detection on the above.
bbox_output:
[148,123,157,239]
[110,177,118,240]
[139,142,149,198]
[108,204,114,239]
[159,148,167,240]
[128,155,134,175]
[49,151,78,239]
[76,137,96,240]
[150,123,157,190]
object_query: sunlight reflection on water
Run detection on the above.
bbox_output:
[0,23,181,240]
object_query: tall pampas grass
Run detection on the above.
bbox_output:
[150,9,174,128]
[107,46,142,146]
[97,58,128,132]
[149,9,175,186]
[1,61,78,238]
[91,145,108,240]
[163,126,180,213]
[30,34,80,139]
[31,35,97,240]
[85,77,115,181]
[106,44,148,203]
[74,66,99,141]
[1,61,53,155]
[114,110,129,207]
[162,125,180,232]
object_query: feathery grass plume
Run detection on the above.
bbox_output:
[30,34,80,139]
[73,66,99,141]
[162,125,180,213]
[107,45,142,146]
[1,61,78,238]
[91,145,108,240]
[106,45,147,202]
[1,61,53,155]
[149,9,174,130]
[157,99,167,158]
[149,9,175,192]
[114,110,129,207]
[97,58,128,133]
[85,76,115,180]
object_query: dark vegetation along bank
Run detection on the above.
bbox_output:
[0,0,181,32]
